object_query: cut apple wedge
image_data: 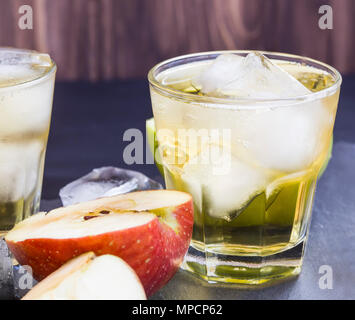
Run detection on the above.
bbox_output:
[22,252,146,300]
[6,190,193,296]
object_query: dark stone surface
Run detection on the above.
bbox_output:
[3,76,355,299]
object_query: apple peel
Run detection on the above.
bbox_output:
[6,190,194,296]
[22,252,147,300]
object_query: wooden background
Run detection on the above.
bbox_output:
[0,0,353,81]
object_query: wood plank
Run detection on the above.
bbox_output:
[0,0,353,80]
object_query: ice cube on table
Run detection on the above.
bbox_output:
[59,167,163,206]
[197,52,311,98]
[181,145,267,220]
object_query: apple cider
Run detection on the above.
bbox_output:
[0,48,56,235]
[148,51,341,285]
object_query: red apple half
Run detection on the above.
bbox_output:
[6,190,193,296]
[23,252,146,300]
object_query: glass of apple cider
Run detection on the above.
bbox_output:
[0,48,56,235]
[148,51,341,285]
[0,48,55,289]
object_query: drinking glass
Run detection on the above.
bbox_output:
[0,48,56,293]
[148,51,341,285]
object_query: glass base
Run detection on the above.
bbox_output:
[181,241,305,287]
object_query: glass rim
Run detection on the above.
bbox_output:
[0,47,56,91]
[148,50,342,106]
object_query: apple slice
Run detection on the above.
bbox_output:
[22,252,146,300]
[6,190,193,296]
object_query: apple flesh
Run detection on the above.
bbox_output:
[22,252,146,300]
[6,190,193,296]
